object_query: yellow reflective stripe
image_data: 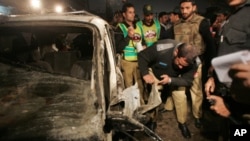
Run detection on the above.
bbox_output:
[124,46,135,51]
[124,55,138,61]
[123,46,137,61]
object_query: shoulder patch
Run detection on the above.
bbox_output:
[156,43,174,51]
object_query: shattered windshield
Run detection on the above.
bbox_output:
[0,25,107,140]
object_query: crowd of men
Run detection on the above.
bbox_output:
[112,0,250,140]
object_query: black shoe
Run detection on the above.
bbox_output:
[178,123,191,139]
[194,118,202,128]
[146,122,157,132]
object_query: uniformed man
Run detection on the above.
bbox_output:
[162,1,216,138]
[137,4,161,47]
[138,39,199,135]
[115,2,147,105]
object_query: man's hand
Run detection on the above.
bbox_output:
[205,77,215,97]
[143,74,155,84]
[207,95,231,118]
[229,62,250,88]
[128,26,135,38]
[158,74,170,85]
[212,19,221,29]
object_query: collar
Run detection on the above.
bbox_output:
[142,19,154,26]
[122,21,137,28]
[160,23,167,30]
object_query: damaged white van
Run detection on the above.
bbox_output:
[0,11,162,141]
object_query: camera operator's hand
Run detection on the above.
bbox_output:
[205,77,215,96]
[207,95,231,118]
[229,62,250,88]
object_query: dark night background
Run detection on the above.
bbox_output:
[0,0,229,25]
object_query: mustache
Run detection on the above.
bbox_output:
[182,11,195,19]
[183,11,195,15]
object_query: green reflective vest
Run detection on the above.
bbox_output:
[137,19,161,47]
[118,23,143,61]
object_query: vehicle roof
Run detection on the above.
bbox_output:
[0,11,109,27]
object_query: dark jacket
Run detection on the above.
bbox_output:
[216,1,250,125]
[217,2,250,56]
[159,24,173,40]
[138,39,197,87]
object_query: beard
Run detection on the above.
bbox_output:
[182,11,195,20]
[145,18,153,25]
